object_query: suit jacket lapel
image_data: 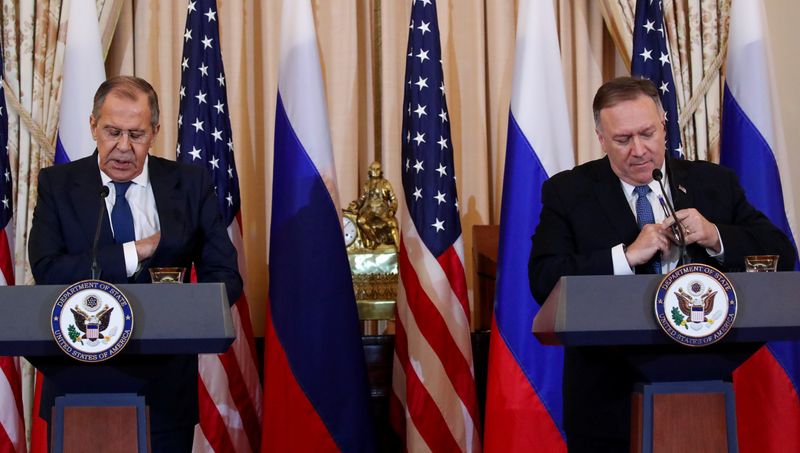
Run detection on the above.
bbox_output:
[69,154,114,248]
[148,156,183,261]
[665,157,705,264]
[593,157,640,242]
[666,158,694,211]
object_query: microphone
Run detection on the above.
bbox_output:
[657,195,681,244]
[91,185,110,279]
[652,168,689,265]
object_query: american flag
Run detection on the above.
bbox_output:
[0,43,26,453]
[391,0,480,450]
[177,1,262,451]
[631,0,683,159]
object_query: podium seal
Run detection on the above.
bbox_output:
[654,264,737,347]
[51,280,134,362]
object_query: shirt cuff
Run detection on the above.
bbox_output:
[123,241,139,277]
[612,243,635,275]
[706,225,725,260]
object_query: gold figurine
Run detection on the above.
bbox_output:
[344,161,400,250]
[342,161,399,334]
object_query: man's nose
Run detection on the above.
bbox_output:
[117,132,132,149]
[631,136,646,156]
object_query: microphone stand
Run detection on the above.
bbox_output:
[653,169,689,266]
[91,186,110,279]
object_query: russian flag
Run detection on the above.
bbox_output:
[483,0,574,450]
[720,1,800,451]
[31,3,106,451]
[55,0,105,164]
[262,0,375,451]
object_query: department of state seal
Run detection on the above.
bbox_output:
[654,264,737,347]
[51,280,134,362]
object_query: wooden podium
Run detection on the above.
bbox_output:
[0,283,234,453]
[533,272,800,453]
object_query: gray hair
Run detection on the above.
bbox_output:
[92,75,160,130]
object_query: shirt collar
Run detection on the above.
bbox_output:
[619,161,668,198]
[99,155,150,188]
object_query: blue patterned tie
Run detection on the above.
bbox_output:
[634,185,661,273]
[111,181,135,244]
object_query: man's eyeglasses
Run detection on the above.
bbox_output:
[99,127,150,144]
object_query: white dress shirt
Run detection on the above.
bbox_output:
[610,163,724,275]
[99,156,160,276]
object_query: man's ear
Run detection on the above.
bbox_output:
[595,128,606,151]
[89,115,97,141]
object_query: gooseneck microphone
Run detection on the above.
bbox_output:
[652,168,689,265]
[91,185,110,279]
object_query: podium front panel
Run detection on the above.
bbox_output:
[534,272,800,346]
[0,283,234,356]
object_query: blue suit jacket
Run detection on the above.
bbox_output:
[28,152,242,433]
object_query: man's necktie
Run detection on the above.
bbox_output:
[111,181,135,244]
[634,185,661,273]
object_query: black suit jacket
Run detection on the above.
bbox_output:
[29,152,242,301]
[530,156,796,302]
[528,156,796,450]
[28,153,242,432]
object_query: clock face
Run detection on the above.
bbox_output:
[343,216,358,247]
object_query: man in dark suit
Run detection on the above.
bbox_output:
[28,76,242,452]
[529,77,796,452]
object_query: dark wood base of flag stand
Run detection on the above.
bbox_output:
[52,393,149,453]
[630,381,737,453]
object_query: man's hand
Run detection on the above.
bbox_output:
[135,231,160,261]
[664,208,721,253]
[625,223,672,267]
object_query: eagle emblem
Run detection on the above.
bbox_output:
[654,264,737,347]
[51,280,134,362]
[70,304,114,344]
[674,280,717,325]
